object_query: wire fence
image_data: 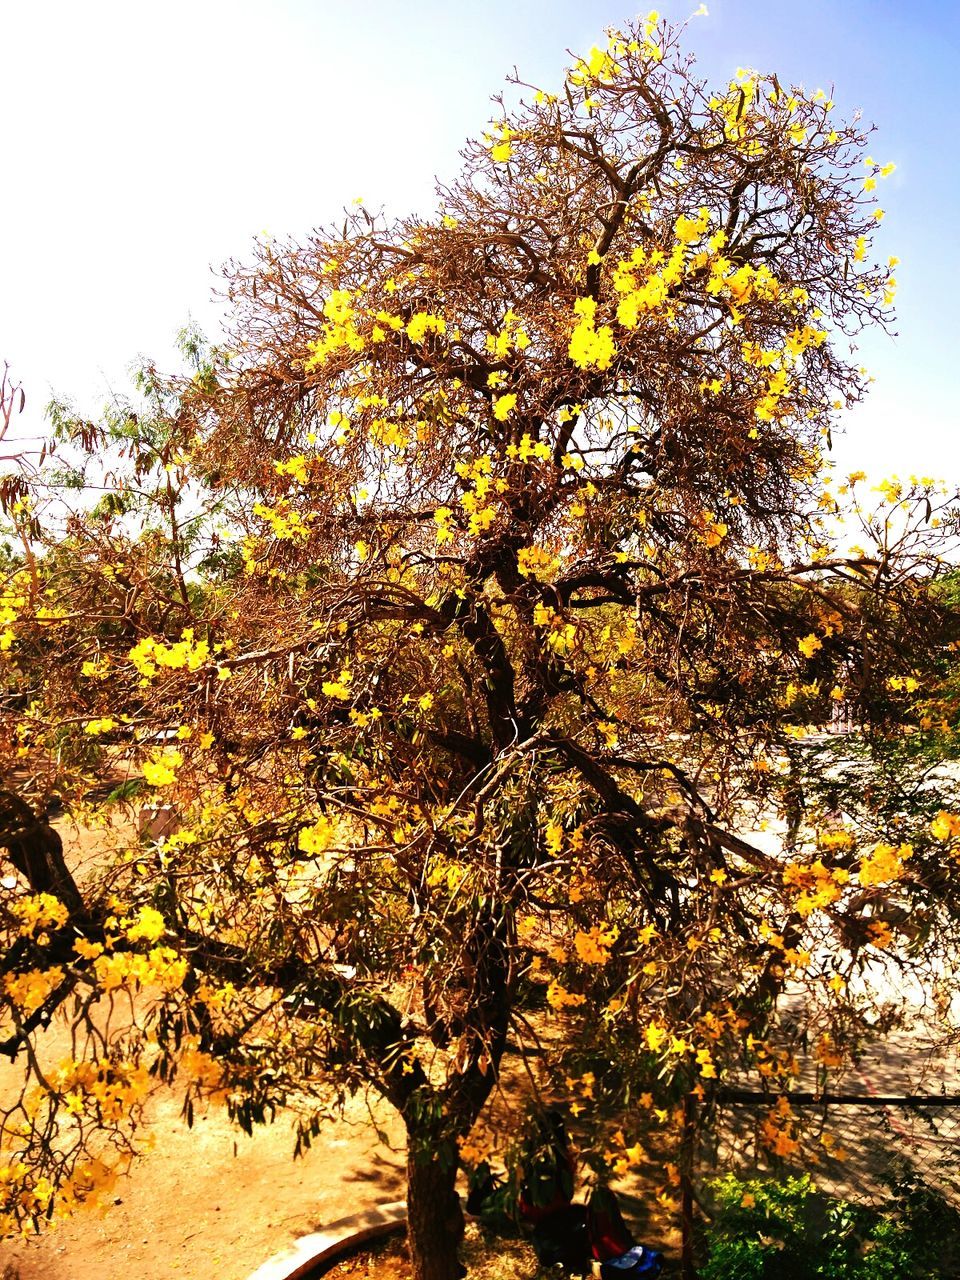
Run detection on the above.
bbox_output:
[701,1089,960,1203]
[676,1089,960,1278]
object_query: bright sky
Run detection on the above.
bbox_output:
[2,0,957,479]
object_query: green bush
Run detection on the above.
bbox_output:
[700,1170,960,1279]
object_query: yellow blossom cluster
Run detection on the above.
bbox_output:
[457,1122,495,1167]
[544,819,564,857]
[297,814,337,856]
[603,1126,649,1178]
[433,505,455,545]
[568,297,617,370]
[858,842,911,887]
[782,858,848,916]
[274,454,310,485]
[798,633,823,659]
[426,855,470,893]
[129,629,211,678]
[124,905,167,944]
[52,1055,152,1123]
[304,289,367,365]
[141,747,184,788]
[9,893,69,937]
[517,545,563,583]
[179,1036,227,1096]
[818,827,855,853]
[760,1096,799,1158]
[888,675,919,693]
[321,666,353,700]
[0,571,29,653]
[930,811,960,842]
[569,44,622,86]
[532,605,578,654]
[406,312,447,344]
[456,453,501,536]
[0,1163,55,1233]
[486,310,531,357]
[84,717,117,735]
[252,501,311,542]
[609,222,784,341]
[93,947,188,994]
[3,966,65,1014]
[506,433,552,463]
[814,1034,845,1069]
[612,244,681,326]
[369,416,411,453]
[866,920,894,949]
[747,1031,799,1082]
[487,122,516,163]
[697,511,728,549]
[492,393,517,421]
[573,923,619,965]
[546,979,587,1010]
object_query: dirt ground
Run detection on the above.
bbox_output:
[0,810,411,1280]
[0,1087,406,1280]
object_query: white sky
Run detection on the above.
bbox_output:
[1,0,957,482]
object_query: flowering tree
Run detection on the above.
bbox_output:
[3,16,960,1280]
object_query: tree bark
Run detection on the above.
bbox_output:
[406,1146,464,1280]
[0,788,85,915]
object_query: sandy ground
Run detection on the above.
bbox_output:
[0,1088,406,1280]
[1,809,410,1280]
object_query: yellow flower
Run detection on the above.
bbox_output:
[867,920,893,949]
[492,393,517,420]
[84,717,116,735]
[4,966,65,1014]
[125,906,166,944]
[645,1023,668,1052]
[298,815,336,856]
[142,749,183,788]
[858,842,910,887]
[11,893,69,936]
[931,811,960,841]
[546,980,587,1011]
[406,313,446,344]
[568,297,617,370]
[322,667,353,699]
[674,207,710,245]
[798,633,822,658]
[517,545,563,582]
[73,937,104,960]
[573,924,619,965]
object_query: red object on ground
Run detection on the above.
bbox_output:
[588,1188,635,1261]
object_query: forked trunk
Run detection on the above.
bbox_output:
[406,1147,464,1280]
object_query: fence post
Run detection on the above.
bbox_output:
[680,1089,698,1280]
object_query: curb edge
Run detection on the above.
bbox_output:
[247,1201,408,1280]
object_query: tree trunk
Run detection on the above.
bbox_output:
[0,789,85,914]
[406,1146,464,1280]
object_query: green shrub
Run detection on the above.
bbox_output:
[700,1170,960,1279]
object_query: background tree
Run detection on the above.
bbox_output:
[3,17,960,1280]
